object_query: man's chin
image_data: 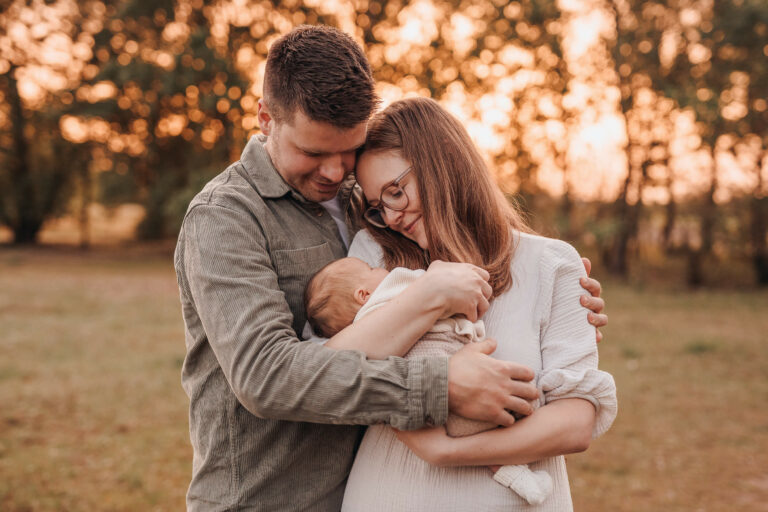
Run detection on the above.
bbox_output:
[305,186,340,203]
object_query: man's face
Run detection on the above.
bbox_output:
[260,101,367,203]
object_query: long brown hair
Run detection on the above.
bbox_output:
[358,96,530,297]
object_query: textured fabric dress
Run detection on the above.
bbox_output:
[341,230,618,512]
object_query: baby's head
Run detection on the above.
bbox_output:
[304,257,389,338]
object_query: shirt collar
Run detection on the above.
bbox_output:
[239,134,360,210]
[240,134,294,200]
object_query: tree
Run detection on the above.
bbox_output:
[657,0,768,285]
[0,0,96,243]
[71,0,250,238]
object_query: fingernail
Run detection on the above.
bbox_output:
[580,295,587,305]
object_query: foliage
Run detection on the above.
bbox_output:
[0,0,766,285]
[0,1,94,243]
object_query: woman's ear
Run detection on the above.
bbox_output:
[257,99,274,136]
[354,287,371,305]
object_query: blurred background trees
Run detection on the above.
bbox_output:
[0,0,766,286]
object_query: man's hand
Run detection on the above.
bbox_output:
[423,260,492,322]
[448,338,538,426]
[580,257,607,343]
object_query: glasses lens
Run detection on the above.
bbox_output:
[364,207,387,228]
[381,184,407,210]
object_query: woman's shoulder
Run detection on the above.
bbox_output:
[514,231,583,269]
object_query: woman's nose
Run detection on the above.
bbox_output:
[382,206,404,227]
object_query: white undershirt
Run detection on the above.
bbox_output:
[321,196,349,249]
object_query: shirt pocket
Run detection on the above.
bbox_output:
[272,243,336,333]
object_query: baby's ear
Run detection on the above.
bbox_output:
[354,288,371,305]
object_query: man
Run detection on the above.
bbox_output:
[174,25,606,511]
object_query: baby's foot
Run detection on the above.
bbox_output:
[493,465,553,505]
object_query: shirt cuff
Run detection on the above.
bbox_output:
[539,367,618,439]
[405,356,449,430]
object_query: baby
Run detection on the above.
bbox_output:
[304,257,553,505]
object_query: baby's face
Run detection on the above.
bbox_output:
[342,257,389,293]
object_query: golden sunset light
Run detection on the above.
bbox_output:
[2,2,768,511]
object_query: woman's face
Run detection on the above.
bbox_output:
[356,150,428,249]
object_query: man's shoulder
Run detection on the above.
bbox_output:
[187,161,265,214]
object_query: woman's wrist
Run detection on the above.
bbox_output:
[436,434,464,467]
[407,272,451,318]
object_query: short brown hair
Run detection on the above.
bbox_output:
[358,97,531,297]
[264,25,379,129]
[304,258,362,338]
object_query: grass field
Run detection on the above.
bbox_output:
[1,246,767,511]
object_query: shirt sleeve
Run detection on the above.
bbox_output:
[536,239,618,439]
[180,203,448,430]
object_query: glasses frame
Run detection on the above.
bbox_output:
[363,167,412,228]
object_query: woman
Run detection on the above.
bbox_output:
[341,97,617,511]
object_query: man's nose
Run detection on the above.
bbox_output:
[318,154,346,183]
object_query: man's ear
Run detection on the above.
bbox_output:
[354,288,371,306]
[257,99,275,136]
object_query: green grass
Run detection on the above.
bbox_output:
[0,247,189,511]
[1,247,767,511]
[569,281,768,512]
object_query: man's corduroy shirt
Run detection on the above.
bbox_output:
[174,135,449,511]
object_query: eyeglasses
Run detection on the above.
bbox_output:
[363,167,412,228]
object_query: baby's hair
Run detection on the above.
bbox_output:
[304,258,363,338]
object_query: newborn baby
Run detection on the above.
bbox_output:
[304,257,553,505]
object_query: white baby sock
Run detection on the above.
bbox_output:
[493,464,553,505]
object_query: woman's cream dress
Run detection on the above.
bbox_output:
[341,230,618,512]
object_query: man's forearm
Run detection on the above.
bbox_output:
[227,333,449,430]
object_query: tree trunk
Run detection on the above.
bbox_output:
[687,247,704,288]
[79,160,91,249]
[606,168,637,276]
[662,158,676,252]
[751,153,768,286]
[6,64,40,244]
[663,198,676,252]
[12,219,43,245]
[688,153,718,287]
[751,197,768,286]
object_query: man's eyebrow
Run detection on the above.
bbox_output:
[296,145,325,155]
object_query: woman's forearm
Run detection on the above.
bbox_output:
[324,277,445,358]
[441,398,596,466]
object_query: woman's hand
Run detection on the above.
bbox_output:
[423,260,492,322]
[393,426,453,466]
[580,257,607,343]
